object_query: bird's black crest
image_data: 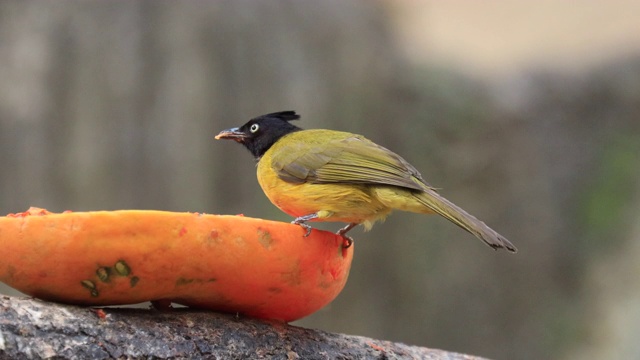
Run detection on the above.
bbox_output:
[255,111,301,123]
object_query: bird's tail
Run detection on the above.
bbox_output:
[412,188,517,252]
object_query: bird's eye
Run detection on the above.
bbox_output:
[250,124,259,133]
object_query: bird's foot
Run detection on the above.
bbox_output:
[298,222,313,237]
[336,223,357,248]
[340,235,354,248]
[292,213,319,237]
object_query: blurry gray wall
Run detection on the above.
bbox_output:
[1,2,639,360]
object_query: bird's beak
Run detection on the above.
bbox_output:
[215,127,246,141]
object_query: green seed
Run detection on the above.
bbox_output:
[130,276,139,288]
[96,267,111,282]
[81,280,96,290]
[114,260,131,276]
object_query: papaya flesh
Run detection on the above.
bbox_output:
[0,207,353,322]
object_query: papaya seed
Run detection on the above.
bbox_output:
[81,280,96,290]
[114,260,131,276]
[96,267,111,282]
[81,280,99,297]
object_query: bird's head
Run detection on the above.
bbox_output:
[215,111,302,159]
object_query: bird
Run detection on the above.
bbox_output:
[215,111,516,252]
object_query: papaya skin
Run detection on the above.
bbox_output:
[0,207,353,322]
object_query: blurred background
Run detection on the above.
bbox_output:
[1,1,639,359]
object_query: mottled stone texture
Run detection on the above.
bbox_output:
[0,296,485,360]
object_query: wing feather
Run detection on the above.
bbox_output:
[273,134,432,191]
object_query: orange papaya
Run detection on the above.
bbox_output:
[0,207,353,322]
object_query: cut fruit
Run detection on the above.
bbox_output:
[0,207,353,322]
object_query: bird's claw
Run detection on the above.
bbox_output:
[293,221,313,237]
[336,223,356,248]
[292,213,319,237]
[340,235,354,248]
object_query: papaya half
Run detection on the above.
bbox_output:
[0,207,353,322]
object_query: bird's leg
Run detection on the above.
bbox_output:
[336,223,358,248]
[292,213,319,237]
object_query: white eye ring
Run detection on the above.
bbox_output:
[250,124,259,133]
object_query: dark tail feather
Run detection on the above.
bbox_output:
[413,188,517,252]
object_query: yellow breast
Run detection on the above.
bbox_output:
[256,144,391,229]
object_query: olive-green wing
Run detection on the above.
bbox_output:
[272,135,432,191]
